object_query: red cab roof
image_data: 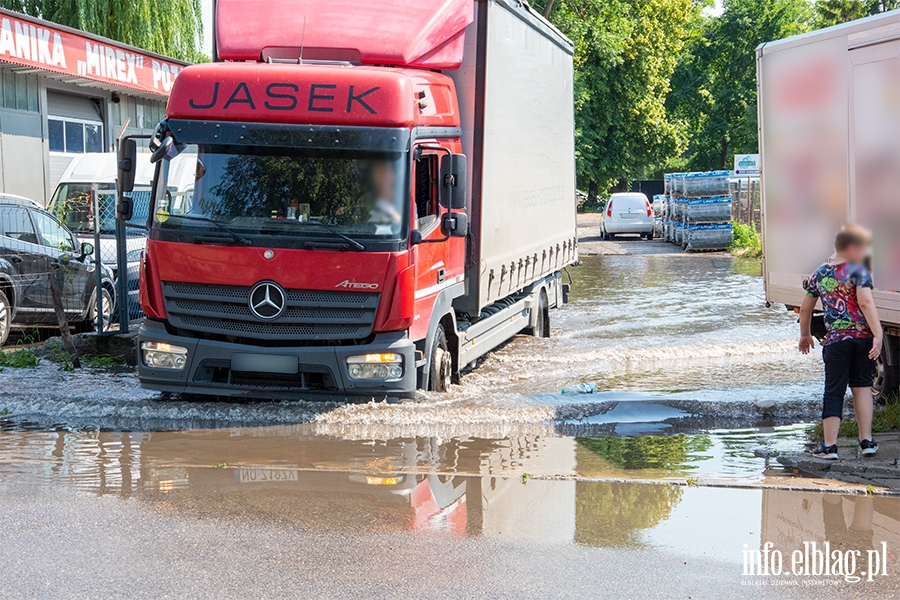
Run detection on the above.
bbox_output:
[216,0,473,69]
[166,62,460,128]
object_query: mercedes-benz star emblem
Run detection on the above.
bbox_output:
[248,281,286,320]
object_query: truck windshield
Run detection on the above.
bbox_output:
[153,144,408,246]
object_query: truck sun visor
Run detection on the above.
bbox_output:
[166,120,411,152]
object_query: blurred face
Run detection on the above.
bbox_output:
[842,242,869,265]
[371,162,396,201]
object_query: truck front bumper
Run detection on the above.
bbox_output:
[137,320,417,400]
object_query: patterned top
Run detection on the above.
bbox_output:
[805,261,874,345]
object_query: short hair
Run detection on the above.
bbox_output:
[834,224,872,252]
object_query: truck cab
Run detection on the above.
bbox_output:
[122,0,577,400]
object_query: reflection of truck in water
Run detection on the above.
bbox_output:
[757,11,900,401]
[123,0,577,399]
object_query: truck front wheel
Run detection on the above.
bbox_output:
[428,325,453,392]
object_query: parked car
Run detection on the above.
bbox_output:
[600,192,654,240]
[0,195,115,345]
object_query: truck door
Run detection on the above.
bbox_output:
[411,149,451,341]
[851,41,900,296]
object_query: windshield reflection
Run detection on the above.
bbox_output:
[155,145,407,242]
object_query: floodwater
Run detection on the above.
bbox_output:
[1,253,830,479]
[3,251,899,598]
[1,252,828,480]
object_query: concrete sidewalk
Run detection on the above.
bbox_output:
[777,432,900,491]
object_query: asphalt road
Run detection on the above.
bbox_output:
[1,481,898,600]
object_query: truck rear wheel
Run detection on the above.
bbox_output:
[872,340,899,404]
[530,289,550,338]
[428,325,452,392]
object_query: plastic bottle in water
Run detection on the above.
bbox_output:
[561,382,598,394]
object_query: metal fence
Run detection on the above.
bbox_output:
[730,177,761,229]
[0,187,148,344]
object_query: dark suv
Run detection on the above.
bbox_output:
[0,196,115,345]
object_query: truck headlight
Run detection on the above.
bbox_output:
[346,353,403,380]
[141,341,188,370]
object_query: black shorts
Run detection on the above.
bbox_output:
[822,337,875,420]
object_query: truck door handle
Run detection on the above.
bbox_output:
[437,268,446,284]
[9,256,22,263]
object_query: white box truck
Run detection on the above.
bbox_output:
[758,10,900,400]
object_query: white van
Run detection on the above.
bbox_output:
[600,192,654,240]
[47,152,155,268]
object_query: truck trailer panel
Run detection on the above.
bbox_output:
[450,0,577,315]
[759,11,900,325]
[758,11,900,399]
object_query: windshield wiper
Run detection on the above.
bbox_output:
[164,214,252,246]
[295,221,365,251]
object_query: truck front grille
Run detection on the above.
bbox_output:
[162,282,380,341]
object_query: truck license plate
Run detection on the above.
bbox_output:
[237,469,299,483]
[231,353,298,374]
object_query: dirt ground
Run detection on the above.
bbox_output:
[576,212,724,256]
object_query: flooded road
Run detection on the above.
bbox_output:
[1,252,829,480]
[4,251,898,598]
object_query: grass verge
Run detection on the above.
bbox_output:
[0,348,39,369]
[808,397,900,441]
[730,222,762,258]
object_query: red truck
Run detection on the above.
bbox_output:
[117,0,577,400]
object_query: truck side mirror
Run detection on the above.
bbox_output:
[442,212,468,238]
[118,138,137,193]
[440,154,467,210]
[116,138,137,222]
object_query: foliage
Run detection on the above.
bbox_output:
[575,481,683,548]
[667,0,812,171]
[815,1,899,27]
[0,407,10,416]
[730,221,762,258]
[82,353,127,368]
[0,348,39,369]
[0,0,206,62]
[576,434,712,471]
[44,340,124,370]
[808,395,900,440]
[534,0,700,192]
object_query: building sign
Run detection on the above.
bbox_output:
[0,11,184,96]
[734,153,761,176]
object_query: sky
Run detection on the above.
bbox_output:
[201,0,213,57]
[200,0,726,59]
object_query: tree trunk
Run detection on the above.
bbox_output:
[47,269,81,369]
[718,137,729,171]
[542,0,557,19]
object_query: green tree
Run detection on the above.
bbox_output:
[534,0,700,193]
[667,0,811,171]
[815,0,899,27]
[0,0,205,62]
[575,481,683,548]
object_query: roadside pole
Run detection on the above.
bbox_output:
[92,183,103,334]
